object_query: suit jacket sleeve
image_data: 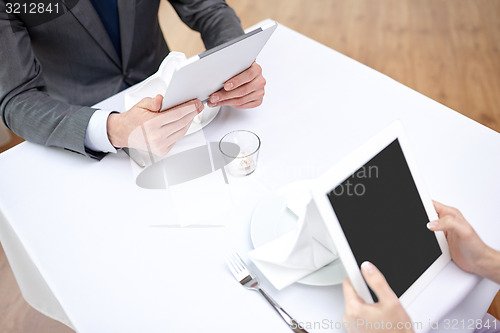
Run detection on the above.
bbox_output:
[168,0,245,49]
[0,4,105,160]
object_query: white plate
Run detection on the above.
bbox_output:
[250,180,346,286]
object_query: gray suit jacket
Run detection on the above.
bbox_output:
[0,0,243,159]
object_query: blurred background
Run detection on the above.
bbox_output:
[0,0,499,331]
[160,0,500,132]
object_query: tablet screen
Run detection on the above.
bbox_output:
[327,139,441,300]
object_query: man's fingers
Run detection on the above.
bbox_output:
[134,94,163,112]
[168,99,204,114]
[207,62,266,109]
[151,100,201,127]
[360,262,398,303]
[153,94,163,111]
[159,106,197,128]
[212,77,265,102]
[236,99,264,109]
[209,89,265,108]
[209,75,265,106]
[154,119,193,156]
[223,62,262,91]
[141,111,195,156]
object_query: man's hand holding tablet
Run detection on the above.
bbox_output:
[107,58,268,156]
[159,21,276,111]
[207,62,266,109]
[116,21,276,163]
[107,95,203,157]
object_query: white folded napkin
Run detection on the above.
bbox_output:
[249,191,338,290]
[124,51,187,111]
[124,52,215,129]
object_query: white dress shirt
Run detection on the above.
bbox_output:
[84,109,117,154]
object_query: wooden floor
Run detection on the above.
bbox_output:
[0,1,499,331]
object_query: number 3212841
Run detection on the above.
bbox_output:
[6,2,60,14]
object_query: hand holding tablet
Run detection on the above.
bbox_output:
[342,202,500,333]
[312,122,500,332]
[311,121,450,306]
[429,202,500,284]
[207,62,267,109]
[108,95,203,156]
[121,21,277,166]
[160,21,277,111]
[343,262,414,333]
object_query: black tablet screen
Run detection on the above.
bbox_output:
[327,139,441,300]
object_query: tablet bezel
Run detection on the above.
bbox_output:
[310,121,450,306]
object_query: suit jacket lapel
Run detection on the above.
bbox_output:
[64,0,121,68]
[118,0,136,71]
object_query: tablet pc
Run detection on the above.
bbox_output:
[161,20,277,110]
[311,121,450,306]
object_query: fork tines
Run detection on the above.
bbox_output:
[226,252,251,281]
[226,252,244,273]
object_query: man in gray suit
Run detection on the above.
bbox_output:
[0,0,266,160]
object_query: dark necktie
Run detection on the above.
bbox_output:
[89,0,121,61]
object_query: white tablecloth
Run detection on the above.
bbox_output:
[0,22,499,333]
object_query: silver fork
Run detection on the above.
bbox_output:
[226,252,309,333]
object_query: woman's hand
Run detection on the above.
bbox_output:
[343,262,414,333]
[429,201,500,283]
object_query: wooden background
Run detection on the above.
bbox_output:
[0,1,499,331]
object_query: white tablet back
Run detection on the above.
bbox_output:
[161,21,277,110]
